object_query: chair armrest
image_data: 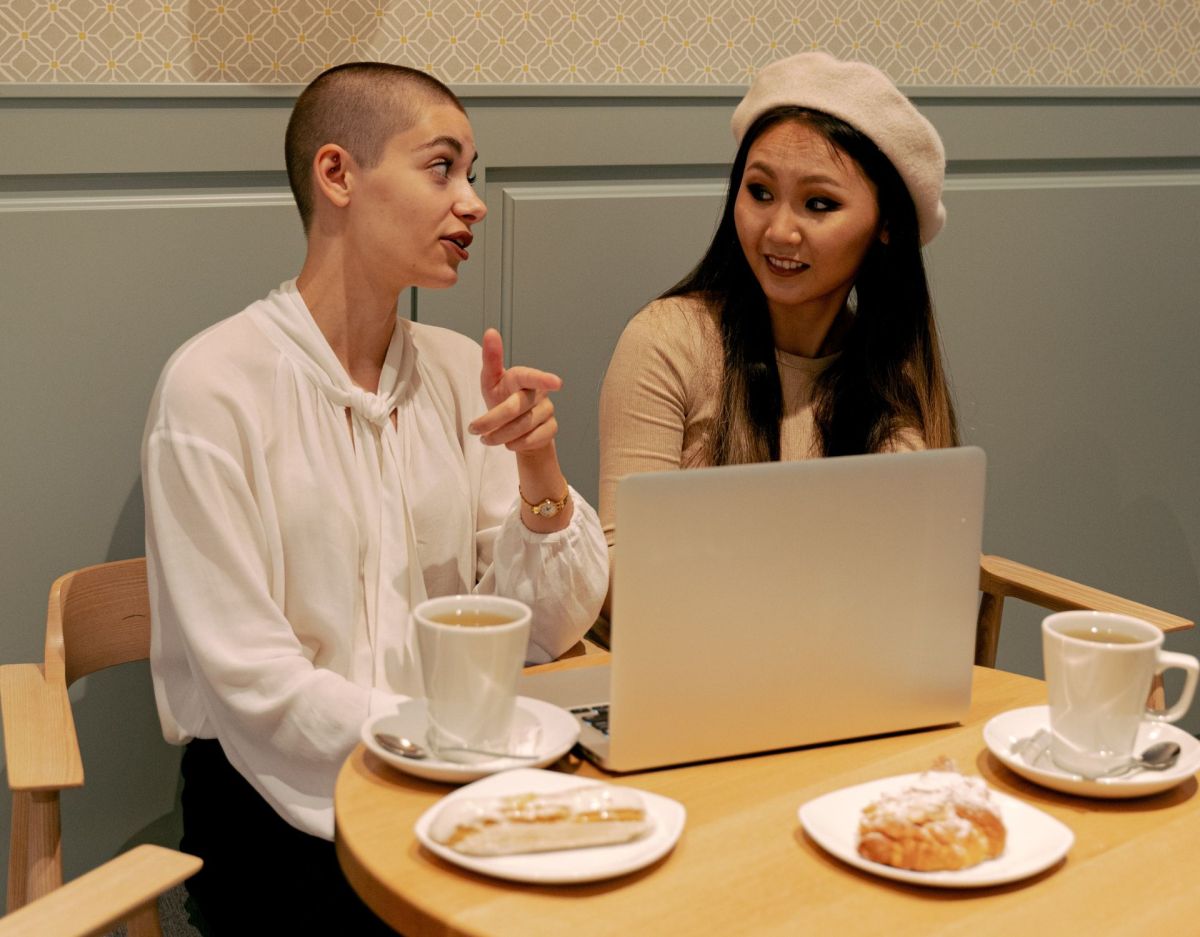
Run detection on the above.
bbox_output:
[0,664,83,792]
[0,844,200,937]
[980,555,1193,634]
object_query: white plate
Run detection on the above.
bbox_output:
[361,696,579,784]
[414,768,686,884]
[798,773,1073,888]
[983,705,1200,799]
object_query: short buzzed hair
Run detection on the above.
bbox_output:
[284,63,465,232]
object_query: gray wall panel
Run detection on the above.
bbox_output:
[495,182,725,504]
[0,196,304,586]
[0,195,306,892]
[0,99,292,175]
[921,98,1200,162]
[929,174,1200,681]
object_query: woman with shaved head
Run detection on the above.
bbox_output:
[143,63,606,933]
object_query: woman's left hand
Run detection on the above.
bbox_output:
[470,329,572,532]
[470,328,562,453]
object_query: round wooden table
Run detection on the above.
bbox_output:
[336,664,1200,936]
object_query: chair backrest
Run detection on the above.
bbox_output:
[44,557,150,687]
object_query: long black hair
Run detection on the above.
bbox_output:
[664,106,957,465]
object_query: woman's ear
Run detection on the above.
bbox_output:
[878,221,890,246]
[313,143,353,211]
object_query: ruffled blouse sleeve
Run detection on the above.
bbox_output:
[478,477,607,663]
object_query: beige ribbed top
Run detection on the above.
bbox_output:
[597,294,921,620]
[598,295,843,547]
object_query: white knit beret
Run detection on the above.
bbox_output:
[731,52,946,245]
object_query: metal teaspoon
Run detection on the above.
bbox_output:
[1098,740,1182,779]
[374,732,537,761]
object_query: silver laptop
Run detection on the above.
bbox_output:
[519,446,986,773]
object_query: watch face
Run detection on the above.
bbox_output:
[535,499,561,517]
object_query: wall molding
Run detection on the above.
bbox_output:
[0,190,294,212]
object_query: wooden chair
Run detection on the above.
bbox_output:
[975,554,1191,666]
[0,844,199,937]
[0,557,175,928]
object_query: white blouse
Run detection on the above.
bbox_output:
[142,281,607,839]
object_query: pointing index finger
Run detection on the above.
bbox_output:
[480,328,505,393]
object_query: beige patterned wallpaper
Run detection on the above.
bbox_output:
[0,1,1196,87]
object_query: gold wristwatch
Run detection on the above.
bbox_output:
[519,486,570,518]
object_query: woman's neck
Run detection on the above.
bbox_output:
[769,301,852,358]
[296,246,402,393]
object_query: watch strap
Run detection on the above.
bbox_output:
[519,485,570,518]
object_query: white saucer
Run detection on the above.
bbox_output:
[414,768,687,884]
[983,705,1200,799]
[361,696,580,784]
[798,773,1073,888]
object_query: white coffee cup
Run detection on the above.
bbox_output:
[414,594,531,763]
[1042,610,1199,777]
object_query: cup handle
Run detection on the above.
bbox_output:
[1152,651,1200,723]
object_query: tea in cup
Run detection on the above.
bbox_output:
[414,594,531,763]
[1042,611,1199,777]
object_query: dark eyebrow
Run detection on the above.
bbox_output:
[418,135,480,165]
[419,135,462,154]
[744,161,842,187]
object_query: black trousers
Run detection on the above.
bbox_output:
[180,738,396,936]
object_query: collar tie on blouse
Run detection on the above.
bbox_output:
[255,284,429,705]
[329,386,397,428]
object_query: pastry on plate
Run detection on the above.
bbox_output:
[429,784,652,856]
[856,759,1006,872]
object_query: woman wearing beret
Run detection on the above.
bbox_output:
[598,52,958,618]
